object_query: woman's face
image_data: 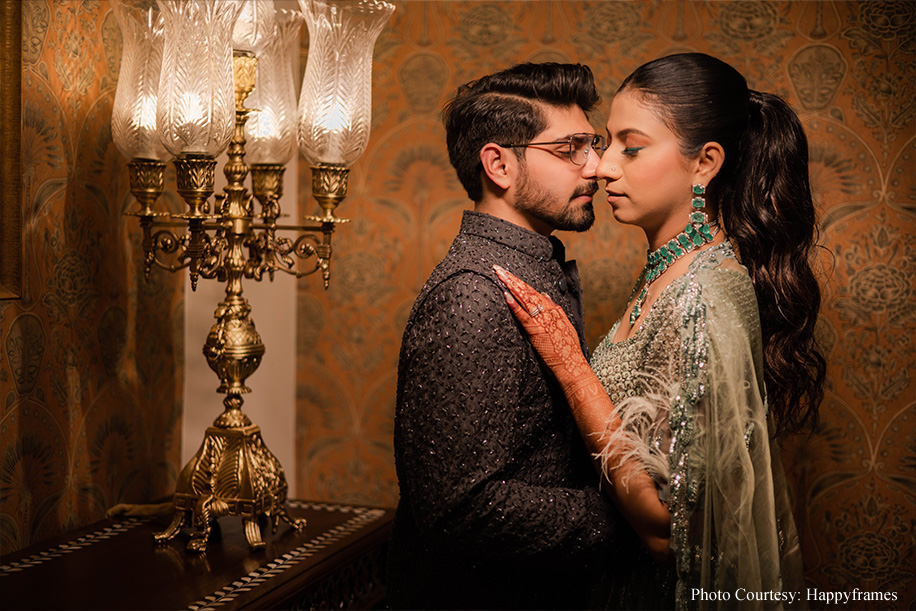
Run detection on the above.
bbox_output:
[596,90,699,247]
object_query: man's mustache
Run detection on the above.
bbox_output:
[572,182,599,199]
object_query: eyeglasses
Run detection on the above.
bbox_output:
[498,132,606,166]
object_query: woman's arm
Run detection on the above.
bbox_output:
[495,266,672,562]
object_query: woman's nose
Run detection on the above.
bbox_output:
[596,154,619,181]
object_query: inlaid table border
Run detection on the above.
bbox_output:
[0,518,146,577]
[188,502,387,611]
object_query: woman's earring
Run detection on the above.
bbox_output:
[691,183,705,213]
[686,184,715,245]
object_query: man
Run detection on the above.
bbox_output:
[387,63,622,610]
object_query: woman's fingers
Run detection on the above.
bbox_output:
[503,290,526,319]
[494,265,542,312]
[504,290,538,330]
[501,278,550,341]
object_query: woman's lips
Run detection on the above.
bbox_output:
[605,191,624,202]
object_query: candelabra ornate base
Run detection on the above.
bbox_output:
[153,417,305,552]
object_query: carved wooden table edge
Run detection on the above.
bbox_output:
[0,500,395,611]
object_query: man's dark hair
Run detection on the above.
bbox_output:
[443,63,600,202]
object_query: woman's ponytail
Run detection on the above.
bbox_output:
[719,90,826,434]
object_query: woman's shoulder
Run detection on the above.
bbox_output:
[679,242,758,321]
[688,240,744,274]
[677,241,760,329]
[686,241,751,289]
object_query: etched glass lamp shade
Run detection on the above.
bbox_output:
[111,0,169,215]
[231,0,277,112]
[296,0,395,168]
[111,0,169,163]
[246,8,304,214]
[246,8,303,166]
[155,0,244,159]
[232,0,278,55]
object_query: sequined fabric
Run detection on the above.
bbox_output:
[388,211,621,610]
[591,242,805,611]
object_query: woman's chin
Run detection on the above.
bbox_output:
[609,208,639,227]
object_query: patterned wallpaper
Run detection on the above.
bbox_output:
[0,0,183,555]
[294,1,916,607]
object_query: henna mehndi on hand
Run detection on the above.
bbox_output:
[495,265,594,386]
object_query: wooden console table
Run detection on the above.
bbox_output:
[0,500,394,610]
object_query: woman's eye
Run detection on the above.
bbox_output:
[622,146,644,157]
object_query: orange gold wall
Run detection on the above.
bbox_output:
[1,0,183,554]
[295,1,915,606]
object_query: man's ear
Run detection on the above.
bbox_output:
[695,141,724,183]
[480,143,513,190]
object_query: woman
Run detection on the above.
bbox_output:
[495,53,826,610]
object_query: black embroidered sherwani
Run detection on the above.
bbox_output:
[387,211,622,610]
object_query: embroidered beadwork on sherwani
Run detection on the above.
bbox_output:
[591,242,805,611]
[388,211,622,610]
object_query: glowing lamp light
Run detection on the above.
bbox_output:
[111,0,169,162]
[156,0,244,158]
[296,0,395,167]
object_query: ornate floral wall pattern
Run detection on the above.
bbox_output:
[0,0,183,555]
[296,2,915,606]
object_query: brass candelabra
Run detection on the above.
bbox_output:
[127,51,348,552]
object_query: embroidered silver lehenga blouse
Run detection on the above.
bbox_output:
[590,242,805,610]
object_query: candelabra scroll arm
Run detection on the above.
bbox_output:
[197,227,230,282]
[142,224,192,275]
[246,221,318,280]
[271,222,336,287]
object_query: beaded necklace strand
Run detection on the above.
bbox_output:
[629,184,717,325]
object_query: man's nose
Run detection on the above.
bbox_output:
[582,148,601,177]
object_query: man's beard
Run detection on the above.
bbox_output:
[516,170,596,232]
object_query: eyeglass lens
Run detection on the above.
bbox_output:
[570,134,604,165]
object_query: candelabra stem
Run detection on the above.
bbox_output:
[153,219,306,552]
[222,109,254,217]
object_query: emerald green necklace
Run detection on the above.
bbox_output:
[629,184,717,325]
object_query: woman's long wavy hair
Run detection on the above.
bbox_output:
[619,53,826,435]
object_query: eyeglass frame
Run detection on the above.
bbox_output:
[497,132,607,166]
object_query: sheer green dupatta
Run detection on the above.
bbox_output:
[597,243,805,610]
